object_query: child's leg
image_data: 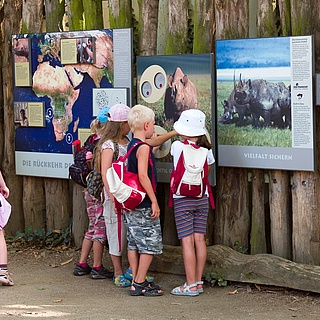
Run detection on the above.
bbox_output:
[92,240,105,268]
[193,197,209,291]
[181,235,197,289]
[0,230,8,265]
[110,254,122,277]
[194,233,207,290]
[78,238,93,264]
[134,253,153,283]
[0,229,14,286]
[127,249,139,280]
[104,199,126,277]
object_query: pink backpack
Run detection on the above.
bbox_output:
[169,141,215,209]
[106,141,156,251]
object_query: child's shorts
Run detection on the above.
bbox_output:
[123,207,163,255]
[103,199,127,256]
[84,191,106,244]
[173,197,209,239]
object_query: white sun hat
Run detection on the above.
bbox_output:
[173,109,207,137]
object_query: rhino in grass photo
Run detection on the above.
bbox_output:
[164,67,198,122]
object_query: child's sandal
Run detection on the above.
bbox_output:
[130,280,163,297]
[197,280,204,293]
[171,282,199,296]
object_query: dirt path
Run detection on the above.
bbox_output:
[1,247,320,320]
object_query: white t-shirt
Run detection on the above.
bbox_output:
[101,139,129,201]
[170,139,215,198]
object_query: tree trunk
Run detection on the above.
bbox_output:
[82,0,103,30]
[157,0,169,55]
[108,0,132,29]
[257,0,292,260]
[65,0,84,31]
[21,0,47,234]
[269,170,291,259]
[215,167,250,251]
[0,3,5,167]
[23,177,46,231]
[278,0,291,36]
[72,183,88,247]
[65,0,86,245]
[214,0,249,39]
[291,0,320,265]
[43,0,71,233]
[152,244,320,294]
[193,0,214,54]
[1,0,24,235]
[138,0,159,56]
[257,0,278,37]
[214,0,250,251]
[250,169,267,254]
[22,0,44,33]
[44,0,65,32]
[166,0,189,54]
[45,179,71,230]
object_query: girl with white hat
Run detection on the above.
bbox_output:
[170,109,215,296]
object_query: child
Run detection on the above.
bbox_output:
[98,104,176,287]
[170,109,215,296]
[96,103,132,287]
[0,170,13,286]
[73,107,113,279]
[125,104,164,296]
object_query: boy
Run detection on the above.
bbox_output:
[125,104,163,296]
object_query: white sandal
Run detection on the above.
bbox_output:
[197,280,204,293]
[171,282,199,296]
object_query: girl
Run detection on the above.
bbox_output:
[95,103,132,287]
[170,109,215,296]
[73,107,113,280]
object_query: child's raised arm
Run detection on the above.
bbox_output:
[147,130,177,147]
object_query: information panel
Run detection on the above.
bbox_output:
[13,29,133,178]
[216,36,315,171]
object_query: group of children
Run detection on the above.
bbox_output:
[73,103,215,297]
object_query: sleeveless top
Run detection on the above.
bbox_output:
[127,137,157,208]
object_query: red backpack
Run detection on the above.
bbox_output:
[169,141,215,209]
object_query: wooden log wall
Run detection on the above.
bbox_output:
[1,0,320,268]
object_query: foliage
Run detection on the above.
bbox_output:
[206,272,228,287]
[233,240,248,254]
[6,225,72,249]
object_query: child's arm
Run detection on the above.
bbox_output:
[147,130,177,147]
[100,147,115,202]
[0,170,9,198]
[136,144,160,219]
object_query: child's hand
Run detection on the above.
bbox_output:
[151,201,160,219]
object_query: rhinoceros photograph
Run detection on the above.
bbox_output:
[216,36,315,172]
[137,54,214,152]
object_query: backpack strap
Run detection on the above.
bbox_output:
[206,178,215,209]
[169,140,215,209]
[124,141,156,192]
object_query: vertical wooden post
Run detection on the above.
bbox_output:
[250,169,267,254]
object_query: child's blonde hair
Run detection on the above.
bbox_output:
[90,118,103,135]
[93,120,127,172]
[128,104,155,133]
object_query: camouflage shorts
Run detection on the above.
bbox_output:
[123,207,163,255]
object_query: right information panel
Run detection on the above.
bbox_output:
[216,35,315,171]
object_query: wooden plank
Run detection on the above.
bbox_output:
[71,183,88,248]
[250,169,267,254]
